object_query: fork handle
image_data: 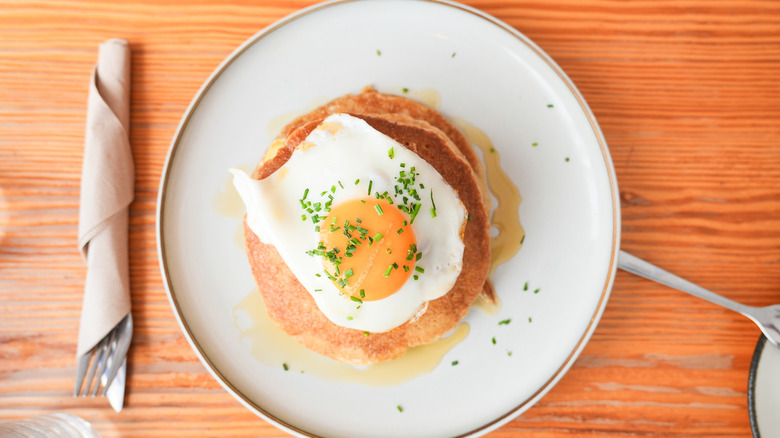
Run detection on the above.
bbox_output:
[618,250,754,316]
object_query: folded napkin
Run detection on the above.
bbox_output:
[76,39,134,358]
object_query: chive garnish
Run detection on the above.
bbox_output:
[451,360,459,366]
[387,147,395,159]
[360,289,365,298]
[344,268,354,278]
[499,319,511,325]
[491,337,496,345]
[397,405,403,413]
[384,265,393,277]
[415,266,424,274]
[373,232,383,241]
[367,180,373,196]
[374,204,384,215]
[350,296,363,303]
[354,178,360,185]
[282,363,289,371]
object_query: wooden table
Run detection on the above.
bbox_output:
[2,1,778,436]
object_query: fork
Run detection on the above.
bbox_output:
[74,314,133,397]
[618,250,780,348]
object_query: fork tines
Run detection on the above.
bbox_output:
[73,314,131,397]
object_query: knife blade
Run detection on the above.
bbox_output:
[105,358,126,412]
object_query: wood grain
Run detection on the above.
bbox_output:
[1,0,779,436]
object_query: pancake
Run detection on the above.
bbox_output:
[243,90,491,365]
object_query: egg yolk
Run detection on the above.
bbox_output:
[320,198,417,301]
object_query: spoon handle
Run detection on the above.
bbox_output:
[617,250,753,315]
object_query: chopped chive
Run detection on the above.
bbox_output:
[402,87,409,93]
[386,248,392,254]
[355,178,360,185]
[451,360,459,366]
[350,295,362,303]
[547,104,554,108]
[384,265,393,277]
[397,228,405,234]
[523,282,528,291]
[491,337,496,345]
[388,147,395,159]
[338,181,344,189]
[532,142,538,147]
[364,331,370,337]
[368,180,373,196]
[347,316,353,320]
[301,214,307,221]
[499,319,511,325]
[413,275,419,280]
[377,49,381,56]
[344,268,354,278]
[302,188,309,200]
[528,317,533,323]
[360,289,365,298]
[397,405,403,413]
[314,288,322,292]
[373,232,383,241]
[374,204,384,215]
[415,266,424,274]
[534,288,540,294]
[282,363,289,371]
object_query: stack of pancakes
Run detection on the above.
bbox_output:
[244,88,491,365]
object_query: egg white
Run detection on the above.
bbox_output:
[231,113,466,332]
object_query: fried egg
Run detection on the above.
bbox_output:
[231,113,466,333]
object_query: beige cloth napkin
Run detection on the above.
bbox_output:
[76,39,134,358]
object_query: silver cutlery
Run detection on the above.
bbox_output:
[618,250,780,347]
[74,314,132,403]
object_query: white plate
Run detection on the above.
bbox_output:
[749,336,780,438]
[157,0,620,436]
